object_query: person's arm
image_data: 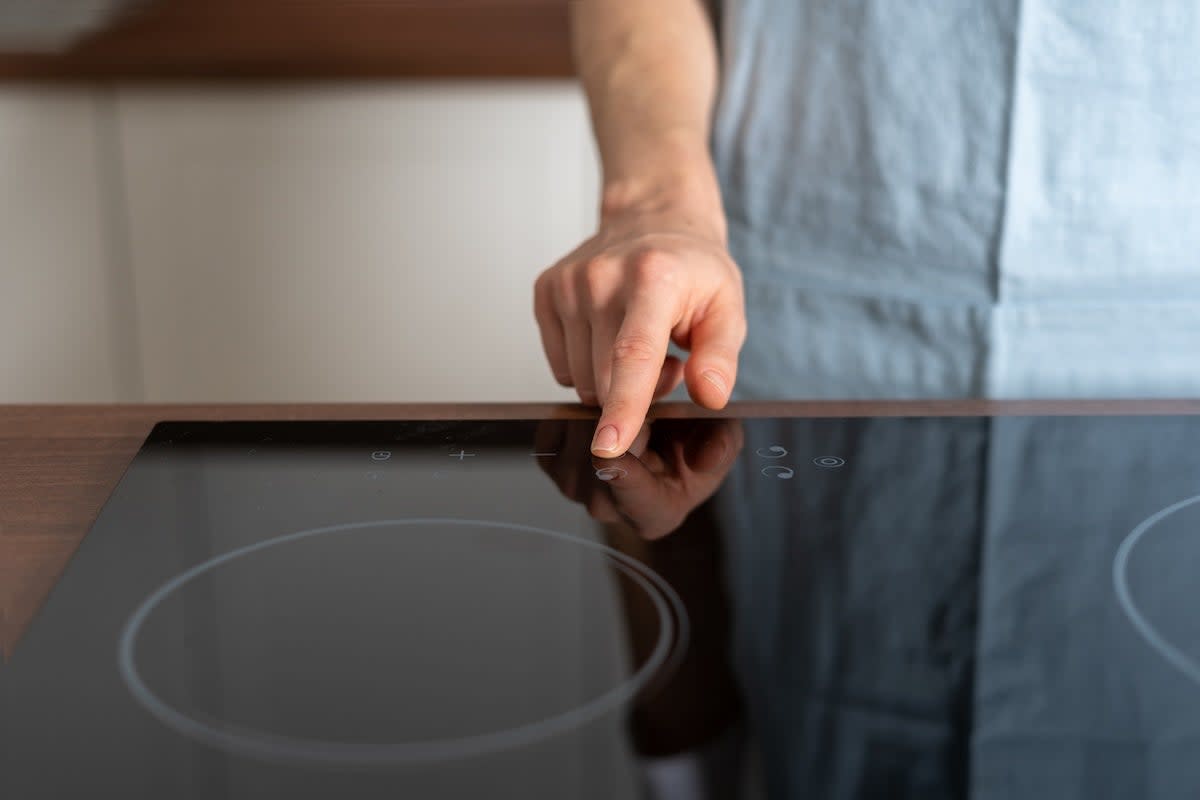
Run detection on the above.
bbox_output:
[534,0,746,457]
[574,0,723,241]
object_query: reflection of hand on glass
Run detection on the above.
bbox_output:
[534,418,743,540]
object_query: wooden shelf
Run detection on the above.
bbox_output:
[0,0,574,81]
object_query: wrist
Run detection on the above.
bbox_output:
[598,138,727,245]
[600,174,727,247]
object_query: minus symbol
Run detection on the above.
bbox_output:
[529,452,557,457]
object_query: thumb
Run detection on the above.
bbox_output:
[684,301,746,409]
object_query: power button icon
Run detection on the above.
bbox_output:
[813,456,845,468]
[371,451,392,462]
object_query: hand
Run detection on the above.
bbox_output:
[534,418,743,541]
[534,209,746,457]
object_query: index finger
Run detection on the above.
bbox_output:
[591,292,677,457]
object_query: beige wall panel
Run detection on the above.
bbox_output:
[119,84,599,402]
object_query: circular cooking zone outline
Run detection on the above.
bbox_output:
[813,456,845,468]
[1113,493,1200,687]
[118,518,689,765]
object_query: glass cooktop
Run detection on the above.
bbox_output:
[3,415,1199,799]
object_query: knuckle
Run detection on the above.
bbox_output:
[582,257,617,295]
[630,250,678,287]
[582,268,607,298]
[533,274,553,312]
[551,278,577,317]
[611,333,659,366]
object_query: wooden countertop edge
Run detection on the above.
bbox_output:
[4,399,1200,437]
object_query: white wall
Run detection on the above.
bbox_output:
[0,89,136,402]
[0,83,599,403]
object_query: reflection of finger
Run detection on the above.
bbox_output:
[591,453,654,486]
[591,453,683,540]
[686,423,734,473]
[585,491,622,524]
[635,445,668,475]
[676,419,742,471]
[627,422,653,459]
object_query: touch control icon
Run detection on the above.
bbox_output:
[813,456,845,468]
[756,445,788,458]
[761,466,794,479]
[596,466,628,482]
[371,451,392,462]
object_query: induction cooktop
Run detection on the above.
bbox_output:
[3,415,1200,799]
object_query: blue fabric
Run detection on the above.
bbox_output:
[711,1,1200,399]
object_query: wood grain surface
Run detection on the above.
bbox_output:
[0,0,574,81]
[4,399,1200,659]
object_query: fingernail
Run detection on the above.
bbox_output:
[701,370,727,397]
[592,424,619,454]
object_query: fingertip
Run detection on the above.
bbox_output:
[627,422,653,458]
[591,423,623,456]
[686,300,744,408]
[700,368,729,400]
[687,366,731,409]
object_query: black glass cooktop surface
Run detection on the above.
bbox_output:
[4,415,1200,799]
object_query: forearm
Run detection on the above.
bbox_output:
[570,0,725,242]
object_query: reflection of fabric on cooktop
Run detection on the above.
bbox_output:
[975,416,1200,799]
[717,417,988,799]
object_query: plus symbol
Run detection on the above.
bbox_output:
[449,449,476,461]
